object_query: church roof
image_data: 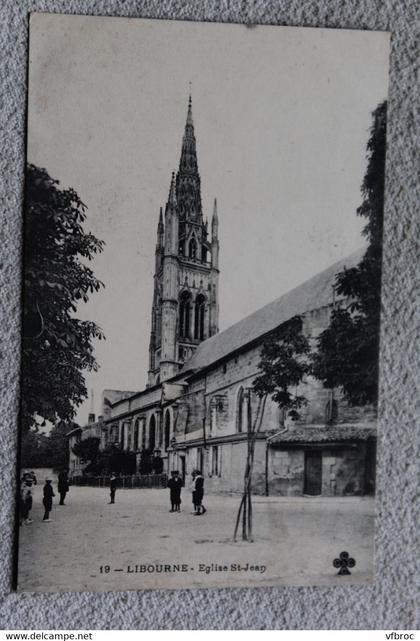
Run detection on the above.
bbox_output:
[102,389,139,406]
[183,248,365,376]
[268,424,376,444]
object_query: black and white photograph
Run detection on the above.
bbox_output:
[17,14,390,592]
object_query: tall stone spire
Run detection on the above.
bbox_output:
[176,94,202,221]
[148,93,220,384]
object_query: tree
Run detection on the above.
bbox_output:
[85,444,136,476]
[253,315,311,421]
[21,164,105,432]
[312,101,387,406]
[234,315,310,542]
[47,420,73,471]
[20,429,51,468]
[72,437,100,470]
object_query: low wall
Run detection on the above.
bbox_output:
[70,474,167,489]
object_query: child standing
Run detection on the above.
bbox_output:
[42,479,55,522]
[167,470,183,512]
[109,473,117,504]
[20,480,33,525]
[192,470,206,516]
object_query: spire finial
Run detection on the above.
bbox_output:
[186,87,193,128]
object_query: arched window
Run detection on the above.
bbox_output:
[236,387,250,433]
[120,423,125,448]
[164,410,171,451]
[149,415,156,451]
[141,420,146,451]
[194,295,206,340]
[179,240,185,256]
[158,420,163,449]
[210,402,217,436]
[133,419,140,451]
[179,291,191,338]
[188,238,197,259]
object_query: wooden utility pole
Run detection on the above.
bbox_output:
[233,393,267,542]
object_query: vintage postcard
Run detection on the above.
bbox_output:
[17,14,390,591]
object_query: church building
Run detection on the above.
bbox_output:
[70,97,377,497]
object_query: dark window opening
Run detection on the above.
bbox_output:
[149,415,156,451]
[141,421,146,450]
[188,238,197,259]
[325,398,338,424]
[164,411,171,451]
[212,446,219,476]
[179,291,191,339]
[194,294,206,340]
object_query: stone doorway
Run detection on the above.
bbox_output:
[304,450,322,496]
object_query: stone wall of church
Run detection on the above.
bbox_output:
[97,302,376,494]
[169,304,376,495]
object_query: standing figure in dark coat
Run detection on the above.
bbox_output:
[109,473,117,504]
[20,480,33,525]
[192,470,206,516]
[42,479,55,522]
[167,470,183,512]
[57,469,69,505]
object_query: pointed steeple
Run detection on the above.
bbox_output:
[186,92,193,127]
[167,172,176,208]
[176,94,202,221]
[156,207,164,249]
[211,198,218,238]
[164,172,178,255]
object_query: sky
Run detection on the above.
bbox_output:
[27,14,390,425]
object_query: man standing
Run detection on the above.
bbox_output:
[57,469,69,505]
[109,473,117,504]
[42,478,55,522]
[167,470,183,512]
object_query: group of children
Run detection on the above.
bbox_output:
[167,469,207,516]
[19,470,69,525]
[20,468,207,524]
[108,468,207,516]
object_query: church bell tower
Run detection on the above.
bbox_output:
[148,95,220,385]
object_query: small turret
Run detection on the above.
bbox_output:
[157,207,164,247]
[154,207,164,273]
[211,198,219,269]
[164,172,178,255]
[211,198,218,239]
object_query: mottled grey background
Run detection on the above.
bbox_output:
[0,0,418,630]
